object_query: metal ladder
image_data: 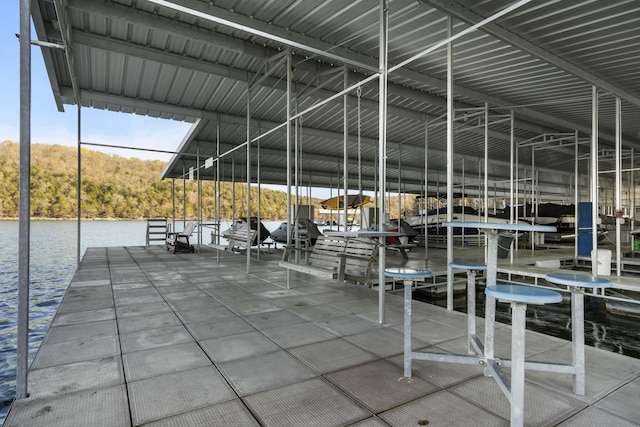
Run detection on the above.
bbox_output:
[146,218,168,245]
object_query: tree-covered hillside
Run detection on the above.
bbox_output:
[0,141,412,220]
[0,141,316,220]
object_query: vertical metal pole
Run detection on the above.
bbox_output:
[478,161,482,246]
[286,48,292,289]
[182,164,187,226]
[246,81,251,272]
[403,280,413,377]
[615,97,621,276]
[398,147,402,220]
[294,116,299,260]
[510,303,527,427]
[77,105,81,267]
[446,16,454,311]
[466,269,476,354]
[484,103,489,223]
[531,145,536,251]
[424,120,428,259]
[510,112,515,259]
[197,143,201,251]
[171,178,175,233]
[343,67,349,231]
[574,130,579,261]
[231,158,235,225]
[591,86,599,276]
[378,0,389,325]
[515,141,519,223]
[257,132,262,260]
[631,148,636,234]
[17,0,31,400]
[571,289,586,395]
[483,231,498,366]
[216,122,220,261]
[510,111,515,222]
[462,158,466,245]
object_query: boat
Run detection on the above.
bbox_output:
[605,295,640,319]
[492,203,575,225]
[320,194,371,210]
[387,218,418,244]
[404,206,509,235]
[269,218,323,246]
[403,193,510,236]
[536,214,607,243]
[221,217,270,246]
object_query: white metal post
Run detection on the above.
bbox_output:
[343,67,349,232]
[591,86,599,276]
[574,130,579,261]
[446,16,454,311]
[77,105,81,267]
[286,48,292,289]
[246,81,251,272]
[378,0,389,325]
[424,120,429,258]
[615,97,622,276]
[216,122,220,262]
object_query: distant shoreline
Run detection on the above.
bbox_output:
[0,217,146,221]
[0,217,286,221]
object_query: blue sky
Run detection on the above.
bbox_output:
[0,3,357,200]
[1,2,191,162]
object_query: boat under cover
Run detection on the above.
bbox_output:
[270,218,323,245]
[221,217,270,245]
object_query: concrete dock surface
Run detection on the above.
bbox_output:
[4,245,639,426]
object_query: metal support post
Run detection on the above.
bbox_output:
[571,287,586,395]
[377,0,389,325]
[403,280,412,378]
[510,303,527,427]
[446,16,454,311]
[17,0,32,400]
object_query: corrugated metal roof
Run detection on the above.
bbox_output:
[31,0,640,200]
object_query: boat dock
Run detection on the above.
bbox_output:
[4,246,639,426]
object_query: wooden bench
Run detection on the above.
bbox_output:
[279,235,348,279]
[342,238,380,283]
[211,228,258,253]
[228,228,258,253]
[279,236,379,283]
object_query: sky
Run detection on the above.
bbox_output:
[1,2,192,163]
[0,3,358,200]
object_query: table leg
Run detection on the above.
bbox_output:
[511,302,527,427]
[572,288,586,395]
[467,269,476,354]
[484,231,498,374]
[404,280,413,378]
[484,294,496,376]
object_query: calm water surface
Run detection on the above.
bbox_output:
[0,220,148,423]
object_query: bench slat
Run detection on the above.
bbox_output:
[280,235,377,284]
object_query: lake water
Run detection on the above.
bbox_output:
[0,219,285,422]
[0,220,149,422]
[1,220,639,423]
